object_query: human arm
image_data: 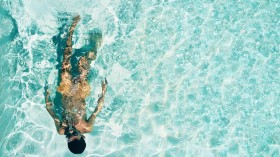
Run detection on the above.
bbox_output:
[86,78,107,132]
[45,89,64,135]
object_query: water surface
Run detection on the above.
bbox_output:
[0,0,280,156]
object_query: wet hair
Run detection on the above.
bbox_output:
[67,137,86,154]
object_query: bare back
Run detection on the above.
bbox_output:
[45,15,106,135]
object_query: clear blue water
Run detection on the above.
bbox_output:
[0,0,280,156]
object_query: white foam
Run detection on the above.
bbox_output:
[0,14,14,37]
[107,63,131,86]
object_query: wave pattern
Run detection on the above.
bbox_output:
[0,0,280,156]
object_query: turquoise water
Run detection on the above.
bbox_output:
[0,0,280,156]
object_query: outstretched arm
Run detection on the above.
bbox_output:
[45,90,64,135]
[86,78,107,131]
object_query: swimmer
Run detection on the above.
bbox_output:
[45,15,107,154]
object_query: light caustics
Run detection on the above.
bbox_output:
[0,0,280,156]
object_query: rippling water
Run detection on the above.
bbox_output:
[0,0,280,156]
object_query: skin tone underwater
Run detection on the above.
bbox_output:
[45,15,107,154]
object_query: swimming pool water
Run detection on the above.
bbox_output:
[0,0,280,156]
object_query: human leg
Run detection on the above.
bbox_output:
[57,15,81,95]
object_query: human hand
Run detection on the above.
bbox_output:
[73,15,81,22]
[44,84,53,109]
[101,78,107,95]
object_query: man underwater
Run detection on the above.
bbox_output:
[45,15,107,154]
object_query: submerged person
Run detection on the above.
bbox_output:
[45,15,107,154]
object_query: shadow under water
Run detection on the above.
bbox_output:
[0,6,19,46]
